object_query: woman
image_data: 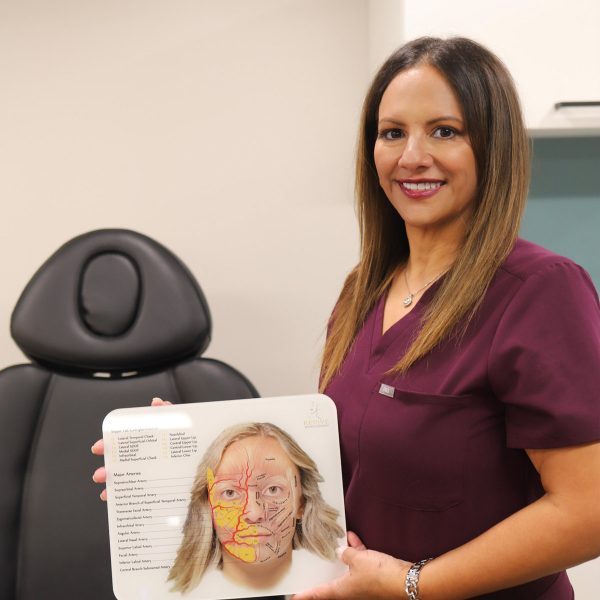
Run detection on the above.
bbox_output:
[295,37,600,599]
[167,421,343,593]
[93,36,600,599]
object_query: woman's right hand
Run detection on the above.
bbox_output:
[91,397,172,501]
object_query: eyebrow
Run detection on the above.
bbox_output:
[260,474,289,483]
[378,116,463,126]
[213,476,243,485]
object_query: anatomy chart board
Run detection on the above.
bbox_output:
[103,394,347,600]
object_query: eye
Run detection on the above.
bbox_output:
[262,485,283,498]
[432,126,457,139]
[378,128,404,141]
[221,488,241,501]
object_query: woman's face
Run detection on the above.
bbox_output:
[207,435,303,566]
[373,64,477,240]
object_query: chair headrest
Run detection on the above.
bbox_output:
[11,229,211,374]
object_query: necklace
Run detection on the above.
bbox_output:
[402,268,445,307]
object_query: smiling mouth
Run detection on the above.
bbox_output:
[400,181,445,191]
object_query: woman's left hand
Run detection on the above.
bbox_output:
[294,531,411,599]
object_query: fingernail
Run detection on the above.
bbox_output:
[100,489,107,502]
[91,442,98,453]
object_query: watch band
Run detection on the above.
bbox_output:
[405,557,433,600]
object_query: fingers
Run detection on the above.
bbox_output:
[91,439,106,501]
[347,530,367,551]
[92,398,171,504]
[151,397,172,406]
[93,466,106,484]
[92,466,107,502]
[338,546,360,566]
[91,439,104,455]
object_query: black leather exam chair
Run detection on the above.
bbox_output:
[0,229,260,600]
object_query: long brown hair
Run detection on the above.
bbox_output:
[320,37,530,391]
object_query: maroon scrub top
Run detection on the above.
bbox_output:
[325,239,600,600]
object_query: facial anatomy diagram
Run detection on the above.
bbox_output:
[207,436,303,567]
[167,422,343,595]
[105,398,346,600]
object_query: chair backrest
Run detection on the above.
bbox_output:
[0,229,259,600]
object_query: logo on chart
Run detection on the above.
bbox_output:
[304,399,329,428]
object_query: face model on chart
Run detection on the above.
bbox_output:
[374,64,478,240]
[207,436,304,567]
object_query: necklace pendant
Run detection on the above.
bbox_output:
[402,294,413,307]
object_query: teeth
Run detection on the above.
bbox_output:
[402,181,442,191]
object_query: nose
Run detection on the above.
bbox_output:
[397,134,433,171]
[243,491,265,523]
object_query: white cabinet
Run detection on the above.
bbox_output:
[369,0,600,137]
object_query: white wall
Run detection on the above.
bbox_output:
[0,0,366,394]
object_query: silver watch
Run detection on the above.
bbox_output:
[405,558,433,600]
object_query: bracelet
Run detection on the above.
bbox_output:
[405,557,433,600]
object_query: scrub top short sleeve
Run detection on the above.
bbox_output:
[488,261,600,449]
